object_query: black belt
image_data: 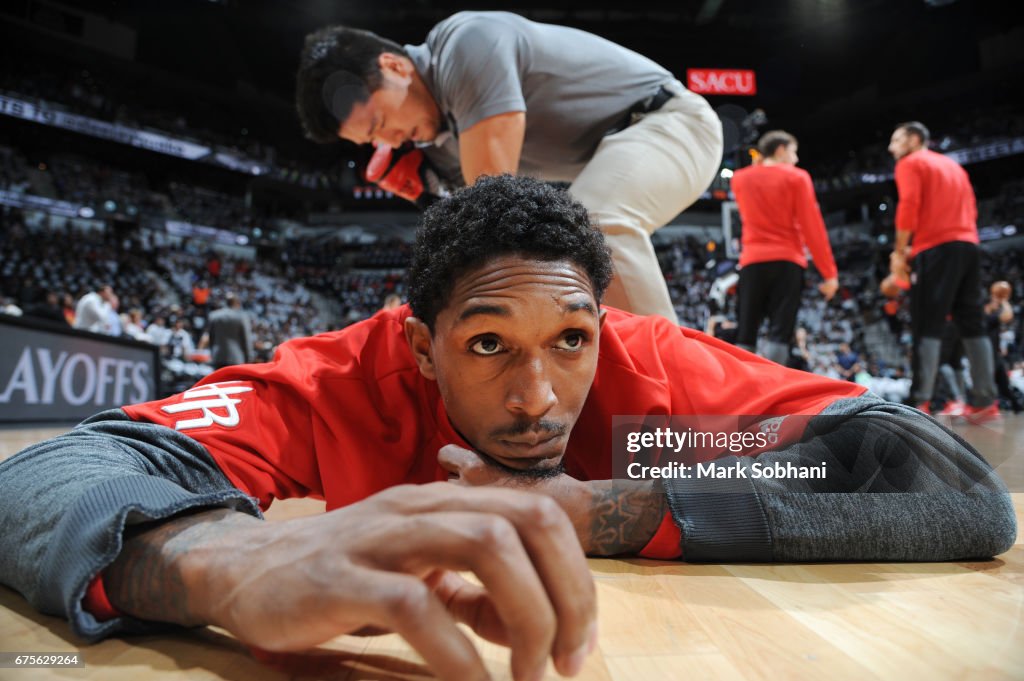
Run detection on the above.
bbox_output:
[607,85,676,136]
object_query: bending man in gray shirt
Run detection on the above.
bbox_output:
[296,11,724,323]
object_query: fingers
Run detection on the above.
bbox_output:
[353,568,491,681]
[438,445,495,484]
[437,444,473,477]
[370,511,556,681]
[479,494,596,677]
[378,484,597,677]
[210,483,596,681]
[427,570,509,646]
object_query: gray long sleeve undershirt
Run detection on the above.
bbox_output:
[0,393,1016,641]
[663,394,1016,561]
[0,410,260,641]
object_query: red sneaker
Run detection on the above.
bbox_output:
[915,402,932,415]
[938,400,966,417]
[963,403,1002,425]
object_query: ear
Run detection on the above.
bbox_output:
[597,307,607,333]
[404,316,437,380]
[377,52,413,82]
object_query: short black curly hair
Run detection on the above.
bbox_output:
[408,175,613,331]
[295,25,409,144]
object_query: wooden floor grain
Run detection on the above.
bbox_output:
[1,414,1021,680]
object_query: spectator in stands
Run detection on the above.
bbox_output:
[61,292,76,326]
[192,279,211,309]
[122,309,152,344]
[106,291,122,337]
[731,130,839,365]
[888,121,998,422]
[381,293,403,311]
[0,296,22,316]
[147,316,172,348]
[986,281,1022,413]
[169,318,196,361]
[73,284,117,334]
[24,290,67,325]
[788,327,812,372]
[834,342,860,381]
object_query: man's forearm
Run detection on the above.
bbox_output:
[894,229,912,255]
[582,480,667,556]
[104,508,256,627]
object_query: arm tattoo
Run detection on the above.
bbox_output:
[587,480,667,556]
[104,508,250,627]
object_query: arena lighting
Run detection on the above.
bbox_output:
[879,203,887,211]
[720,168,734,179]
[103,200,117,212]
[78,206,95,218]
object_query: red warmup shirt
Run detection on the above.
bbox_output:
[123,305,865,559]
[731,163,838,280]
[894,148,978,257]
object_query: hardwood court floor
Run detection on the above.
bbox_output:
[1,414,1022,680]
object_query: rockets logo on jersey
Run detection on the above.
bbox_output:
[159,381,253,431]
[758,416,786,446]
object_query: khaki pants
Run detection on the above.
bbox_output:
[569,82,723,323]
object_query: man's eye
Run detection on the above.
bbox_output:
[556,333,586,351]
[470,337,504,355]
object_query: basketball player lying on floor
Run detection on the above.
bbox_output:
[0,176,1015,681]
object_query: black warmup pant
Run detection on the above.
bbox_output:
[909,241,995,406]
[736,261,804,349]
[910,241,984,339]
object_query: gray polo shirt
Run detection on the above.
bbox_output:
[406,11,676,183]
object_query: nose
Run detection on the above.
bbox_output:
[505,355,557,418]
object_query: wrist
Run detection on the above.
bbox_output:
[554,477,597,554]
[105,508,258,628]
[581,480,666,557]
[184,512,269,629]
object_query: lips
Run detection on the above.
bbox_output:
[502,433,559,448]
[494,432,565,464]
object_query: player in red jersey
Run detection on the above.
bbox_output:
[888,121,998,422]
[0,175,1014,681]
[731,130,839,365]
